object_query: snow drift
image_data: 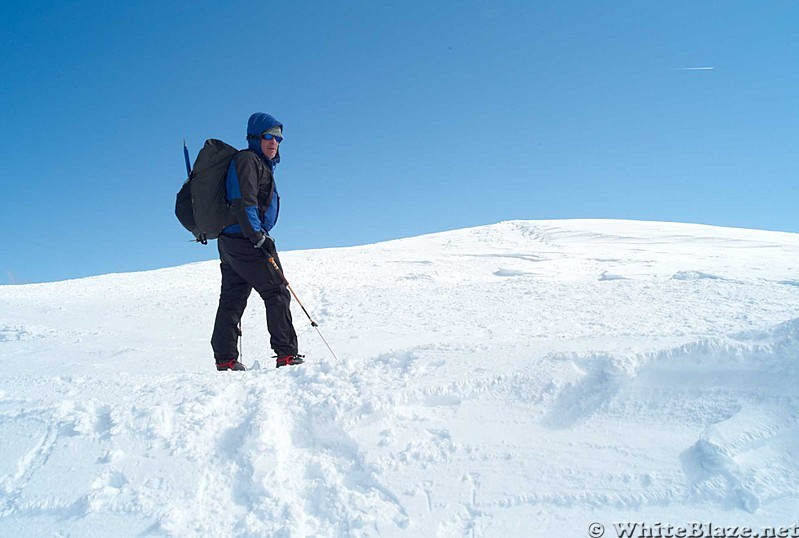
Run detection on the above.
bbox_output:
[1,219,798,536]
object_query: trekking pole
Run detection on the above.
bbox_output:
[266,257,340,361]
[237,321,243,363]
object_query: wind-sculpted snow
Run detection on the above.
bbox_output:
[1,219,798,536]
[545,319,799,513]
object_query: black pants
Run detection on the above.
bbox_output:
[211,234,298,360]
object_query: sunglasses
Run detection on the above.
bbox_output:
[262,133,283,143]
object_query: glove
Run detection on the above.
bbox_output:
[255,233,277,257]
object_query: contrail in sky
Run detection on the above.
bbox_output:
[673,67,715,70]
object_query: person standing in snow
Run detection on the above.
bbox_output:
[210,112,303,371]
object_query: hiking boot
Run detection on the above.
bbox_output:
[275,354,305,368]
[216,359,246,371]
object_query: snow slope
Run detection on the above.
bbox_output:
[1,219,798,537]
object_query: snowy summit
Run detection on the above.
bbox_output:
[1,219,798,536]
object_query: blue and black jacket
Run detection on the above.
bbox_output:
[223,113,282,244]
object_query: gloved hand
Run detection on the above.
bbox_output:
[255,233,277,257]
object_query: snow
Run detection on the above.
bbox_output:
[1,219,798,536]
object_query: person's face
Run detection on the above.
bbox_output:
[261,136,279,160]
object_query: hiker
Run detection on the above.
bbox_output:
[210,112,304,371]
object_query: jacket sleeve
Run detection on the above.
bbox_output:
[227,153,268,245]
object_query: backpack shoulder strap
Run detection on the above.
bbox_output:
[234,149,267,178]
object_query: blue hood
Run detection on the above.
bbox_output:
[246,112,283,167]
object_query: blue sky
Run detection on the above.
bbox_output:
[2,1,797,284]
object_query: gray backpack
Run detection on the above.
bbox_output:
[175,139,239,244]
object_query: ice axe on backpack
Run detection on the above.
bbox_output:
[183,139,192,177]
[266,256,340,362]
